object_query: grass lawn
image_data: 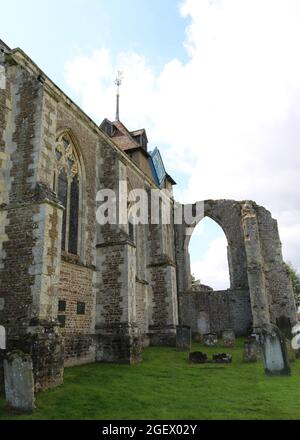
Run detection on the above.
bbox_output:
[1,339,300,420]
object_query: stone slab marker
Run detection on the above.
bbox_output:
[4,351,35,412]
[203,333,218,347]
[260,324,290,376]
[222,330,235,348]
[0,325,5,350]
[243,336,260,362]
[176,325,192,351]
[197,311,210,335]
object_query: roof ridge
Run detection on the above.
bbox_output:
[0,39,11,52]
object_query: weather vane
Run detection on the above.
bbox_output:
[114,70,123,121]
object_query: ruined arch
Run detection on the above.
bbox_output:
[175,199,297,336]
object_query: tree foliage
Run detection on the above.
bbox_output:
[285,262,300,307]
[191,273,201,286]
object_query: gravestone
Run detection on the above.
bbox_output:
[222,330,235,348]
[0,325,5,350]
[189,352,207,364]
[243,336,259,362]
[260,324,290,376]
[176,325,192,351]
[203,333,218,347]
[197,311,210,335]
[4,351,35,412]
[0,325,5,393]
[212,353,232,364]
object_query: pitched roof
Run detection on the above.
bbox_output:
[100,119,143,152]
[130,128,148,142]
[99,118,176,186]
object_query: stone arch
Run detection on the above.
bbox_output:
[176,199,252,336]
[176,199,297,335]
[176,199,248,293]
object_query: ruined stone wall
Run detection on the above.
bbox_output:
[256,205,297,326]
[176,199,297,336]
[179,289,252,336]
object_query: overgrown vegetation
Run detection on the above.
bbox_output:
[1,340,300,420]
[286,262,300,307]
[191,273,201,286]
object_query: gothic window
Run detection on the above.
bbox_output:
[54,133,81,255]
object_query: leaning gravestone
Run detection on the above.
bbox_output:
[203,333,218,347]
[4,351,35,412]
[260,324,290,376]
[222,330,235,348]
[176,325,192,351]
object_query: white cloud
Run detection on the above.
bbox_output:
[64,0,300,280]
[191,236,230,290]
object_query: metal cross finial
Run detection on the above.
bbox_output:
[115,70,123,121]
[115,70,123,89]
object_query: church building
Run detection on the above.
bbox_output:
[0,39,296,391]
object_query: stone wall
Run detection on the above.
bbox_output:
[0,51,64,391]
[179,289,252,336]
[256,205,297,325]
[58,259,95,366]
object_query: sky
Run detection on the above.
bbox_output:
[1,0,300,289]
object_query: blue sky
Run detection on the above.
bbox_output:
[2,0,300,288]
[1,0,188,85]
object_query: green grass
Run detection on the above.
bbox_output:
[1,339,300,420]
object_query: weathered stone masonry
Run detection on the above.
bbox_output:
[0,39,297,392]
[177,200,297,336]
[0,44,64,391]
